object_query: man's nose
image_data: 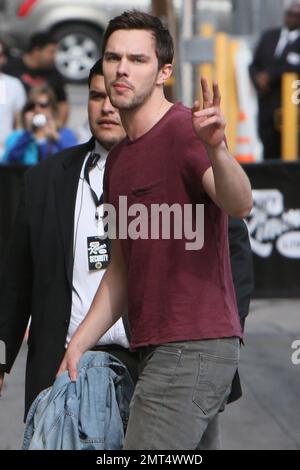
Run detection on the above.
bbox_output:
[102,96,115,114]
[116,57,129,76]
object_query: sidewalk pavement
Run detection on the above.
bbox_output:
[0,299,299,450]
[221,299,300,450]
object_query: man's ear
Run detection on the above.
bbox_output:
[156,64,173,86]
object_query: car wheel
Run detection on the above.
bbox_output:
[52,24,103,83]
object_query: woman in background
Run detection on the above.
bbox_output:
[2,85,77,165]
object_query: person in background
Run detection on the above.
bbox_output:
[0,39,26,159]
[4,33,69,125]
[2,85,77,165]
[249,1,300,160]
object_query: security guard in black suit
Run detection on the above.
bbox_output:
[249,2,300,159]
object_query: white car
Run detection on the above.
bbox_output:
[0,0,150,83]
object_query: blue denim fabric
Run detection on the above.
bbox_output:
[22,351,134,450]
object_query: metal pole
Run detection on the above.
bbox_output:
[152,0,177,101]
[180,0,194,105]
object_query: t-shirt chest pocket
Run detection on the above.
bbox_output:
[131,177,166,206]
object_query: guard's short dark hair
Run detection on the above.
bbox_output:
[28,33,57,52]
[102,10,174,69]
[88,58,103,88]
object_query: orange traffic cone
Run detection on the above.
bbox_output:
[235,110,255,163]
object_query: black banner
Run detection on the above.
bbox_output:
[244,161,300,298]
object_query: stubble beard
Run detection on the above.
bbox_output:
[109,78,157,111]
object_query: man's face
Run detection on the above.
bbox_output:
[88,74,126,150]
[285,4,300,30]
[30,92,53,119]
[36,43,57,69]
[103,29,160,110]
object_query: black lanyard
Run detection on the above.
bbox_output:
[83,152,103,222]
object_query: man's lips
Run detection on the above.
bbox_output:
[113,82,131,90]
[97,119,120,128]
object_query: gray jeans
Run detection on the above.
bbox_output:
[123,338,239,450]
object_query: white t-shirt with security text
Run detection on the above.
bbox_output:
[66,142,129,348]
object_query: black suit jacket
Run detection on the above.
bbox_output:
[229,217,253,330]
[249,28,300,123]
[0,141,253,416]
[0,140,99,417]
[227,217,254,403]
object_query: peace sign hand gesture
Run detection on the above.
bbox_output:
[192,77,226,150]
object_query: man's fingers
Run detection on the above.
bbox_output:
[200,78,222,108]
[68,358,79,382]
[197,115,223,129]
[56,358,78,382]
[56,356,68,378]
[201,77,213,107]
[69,368,77,382]
[56,364,65,379]
[212,81,221,107]
[193,106,219,118]
[192,100,201,113]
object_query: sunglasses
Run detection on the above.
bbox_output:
[26,101,50,111]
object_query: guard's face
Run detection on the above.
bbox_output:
[88,74,125,150]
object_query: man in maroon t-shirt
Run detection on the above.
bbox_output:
[58,11,253,449]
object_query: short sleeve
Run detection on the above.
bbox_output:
[174,114,211,200]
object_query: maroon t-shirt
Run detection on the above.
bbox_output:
[104,102,242,349]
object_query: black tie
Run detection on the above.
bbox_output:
[83,152,103,214]
[86,152,101,170]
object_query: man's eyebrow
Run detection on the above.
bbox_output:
[89,89,107,97]
[104,51,121,58]
[129,53,151,60]
[104,51,151,60]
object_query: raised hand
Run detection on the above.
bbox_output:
[192,77,226,149]
[44,116,60,142]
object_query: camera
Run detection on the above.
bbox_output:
[32,114,47,128]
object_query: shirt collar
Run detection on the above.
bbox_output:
[94,140,109,162]
[94,141,109,171]
[281,27,300,42]
[80,141,110,178]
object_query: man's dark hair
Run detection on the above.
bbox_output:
[102,10,174,69]
[28,33,57,52]
[88,58,103,88]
